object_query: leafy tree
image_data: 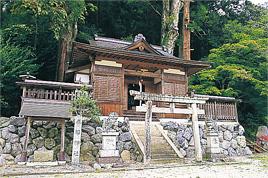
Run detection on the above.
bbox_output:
[0,44,39,116]
[189,0,265,59]
[70,86,101,122]
[190,11,268,138]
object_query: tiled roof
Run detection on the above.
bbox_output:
[90,36,173,57]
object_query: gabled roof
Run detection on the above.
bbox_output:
[70,34,211,75]
[123,38,162,55]
[90,35,173,56]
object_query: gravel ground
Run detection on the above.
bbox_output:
[1,154,267,178]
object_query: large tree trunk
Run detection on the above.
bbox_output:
[161,0,183,55]
[182,0,191,60]
[56,23,77,81]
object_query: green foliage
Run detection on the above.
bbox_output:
[190,9,268,138]
[70,86,101,122]
[0,44,39,116]
[1,24,34,46]
[12,0,87,40]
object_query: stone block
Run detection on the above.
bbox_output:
[1,128,10,140]
[48,128,59,138]
[18,126,26,137]
[236,136,246,147]
[81,132,91,142]
[37,127,47,138]
[11,142,22,157]
[82,125,96,136]
[8,125,17,133]
[33,150,54,162]
[183,127,192,141]
[44,138,56,149]
[119,132,131,142]
[30,128,40,139]
[121,150,131,162]
[223,130,232,141]
[0,138,5,148]
[221,140,231,150]
[10,117,25,127]
[32,137,44,148]
[99,150,119,157]
[9,134,19,144]
[91,134,102,143]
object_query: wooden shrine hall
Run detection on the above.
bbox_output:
[62,34,237,121]
[16,34,239,162]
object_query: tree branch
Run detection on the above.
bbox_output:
[148,1,161,16]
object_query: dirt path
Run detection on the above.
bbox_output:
[1,154,267,178]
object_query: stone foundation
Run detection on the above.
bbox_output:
[161,121,252,158]
[0,117,142,165]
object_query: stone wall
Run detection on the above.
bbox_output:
[0,117,142,165]
[161,121,252,158]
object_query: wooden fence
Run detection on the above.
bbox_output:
[197,101,238,121]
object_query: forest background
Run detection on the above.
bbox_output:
[1,0,267,139]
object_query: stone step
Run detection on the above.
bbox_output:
[151,148,175,153]
[150,158,182,164]
[151,153,178,159]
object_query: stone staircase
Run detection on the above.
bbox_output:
[124,110,159,121]
[130,121,182,164]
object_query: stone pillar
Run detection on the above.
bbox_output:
[71,115,82,164]
[59,119,66,161]
[191,103,202,162]
[144,100,152,163]
[20,117,31,162]
[205,117,221,159]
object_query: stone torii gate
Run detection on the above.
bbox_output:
[129,90,209,163]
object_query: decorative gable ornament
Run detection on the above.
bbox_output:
[134,34,146,42]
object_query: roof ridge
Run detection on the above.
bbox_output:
[94,35,164,51]
[94,36,132,45]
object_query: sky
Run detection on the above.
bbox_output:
[250,0,267,5]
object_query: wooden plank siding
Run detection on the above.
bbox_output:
[98,103,123,116]
[160,73,188,119]
[92,63,124,116]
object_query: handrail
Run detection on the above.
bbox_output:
[17,79,92,90]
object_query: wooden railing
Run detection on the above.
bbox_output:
[195,94,238,121]
[24,88,76,101]
[17,79,93,102]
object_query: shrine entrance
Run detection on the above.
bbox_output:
[128,83,145,110]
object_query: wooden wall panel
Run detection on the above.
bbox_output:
[162,73,187,96]
[98,103,123,116]
[94,75,122,102]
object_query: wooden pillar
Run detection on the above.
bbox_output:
[22,86,27,97]
[191,103,202,162]
[139,80,142,106]
[20,117,31,162]
[144,100,152,163]
[59,119,66,161]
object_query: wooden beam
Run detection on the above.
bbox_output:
[65,64,91,73]
[124,69,161,78]
[130,90,208,104]
[21,117,31,162]
[136,105,205,114]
